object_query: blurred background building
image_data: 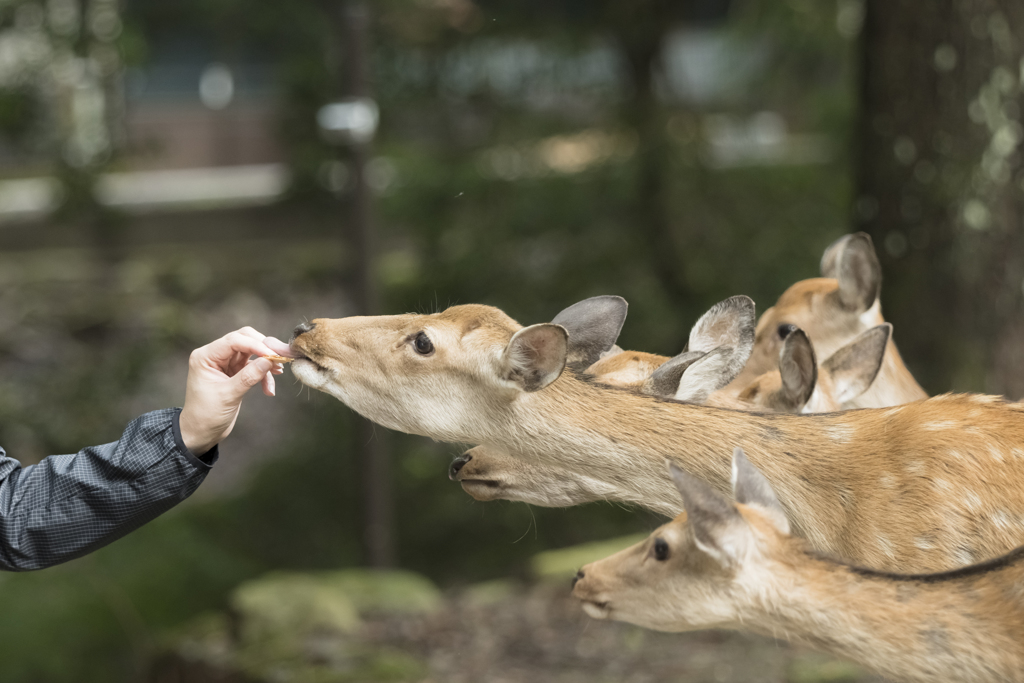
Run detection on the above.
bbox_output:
[0,0,1021,680]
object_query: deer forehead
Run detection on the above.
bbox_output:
[738,371,783,400]
[303,305,522,361]
[757,279,843,333]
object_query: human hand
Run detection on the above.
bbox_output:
[179,328,290,456]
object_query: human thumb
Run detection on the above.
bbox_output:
[233,357,274,399]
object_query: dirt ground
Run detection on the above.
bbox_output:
[364,582,885,683]
[154,578,886,683]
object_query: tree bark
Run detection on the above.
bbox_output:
[609,0,694,311]
[855,0,1024,397]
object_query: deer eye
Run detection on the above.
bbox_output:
[654,538,670,561]
[777,323,798,340]
[412,332,434,355]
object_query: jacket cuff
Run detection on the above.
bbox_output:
[171,409,219,469]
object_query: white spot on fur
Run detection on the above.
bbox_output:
[962,491,983,512]
[993,511,1012,532]
[914,536,934,550]
[932,477,951,492]
[921,420,959,431]
[876,535,896,560]
[878,473,896,489]
[827,425,855,443]
[989,445,1004,463]
[906,461,927,477]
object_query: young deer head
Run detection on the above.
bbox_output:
[731,233,926,408]
[573,449,1024,682]
[573,448,788,632]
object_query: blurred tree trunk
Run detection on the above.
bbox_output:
[608,0,694,314]
[339,0,395,568]
[855,0,1024,397]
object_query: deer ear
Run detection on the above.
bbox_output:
[776,329,817,410]
[551,296,628,371]
[674,347,739,403]
[731,448,790,534]
[688,295,756,356]
[820,233,881,311]
[642,350,705,398]
[668,462,746,568]
[821,323,891,404]
[669,296,756,402]
[502,323,568,392]
[598,344,624,360]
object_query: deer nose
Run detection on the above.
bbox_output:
[449,453,472,480]
[292,322,316,339]
[572,570,585,588]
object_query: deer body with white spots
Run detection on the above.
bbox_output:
[291,301,1024,573]
[573,450,1024,683]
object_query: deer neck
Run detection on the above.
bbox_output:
[740,549,1024,683]
[848,341,927,408]
[493,372,839,533]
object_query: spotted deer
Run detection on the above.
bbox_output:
[289,301,1024,572]
[573,448,1024,683]
[452,316,893,509]
[729,233,927,408]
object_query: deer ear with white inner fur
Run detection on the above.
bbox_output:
[821,323,891,404]
[667,461,748,567]
[502,323,569,392]
[820,233,881,312]
[688,295,756,357]
[731,447,790,534]
[551,295,628,371]
[674,347,736,403]
[642,350,705,398]
[671,296,757,402]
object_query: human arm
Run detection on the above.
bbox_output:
[0,328,287,571]
[0,409,210,570]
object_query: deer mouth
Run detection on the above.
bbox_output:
[287,340,326,375]
[580,600,610,619]
[289,354,332,391]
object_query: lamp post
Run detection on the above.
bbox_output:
[318,0,394,568]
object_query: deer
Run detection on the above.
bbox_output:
[451,301,893,509]
[288,300,1024,572]
[572,448,1024,683]
[586,323,892,413]
[728,232,928,408]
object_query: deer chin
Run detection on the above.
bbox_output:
[580,600,611,620]
[290,357,329,390]
[459,478,506,502]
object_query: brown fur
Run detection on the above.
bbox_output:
[455,328,888,507]
[292,305,1024,572]
[574,464,1024,683]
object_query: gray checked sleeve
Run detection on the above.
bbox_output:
[0,408,217,571]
